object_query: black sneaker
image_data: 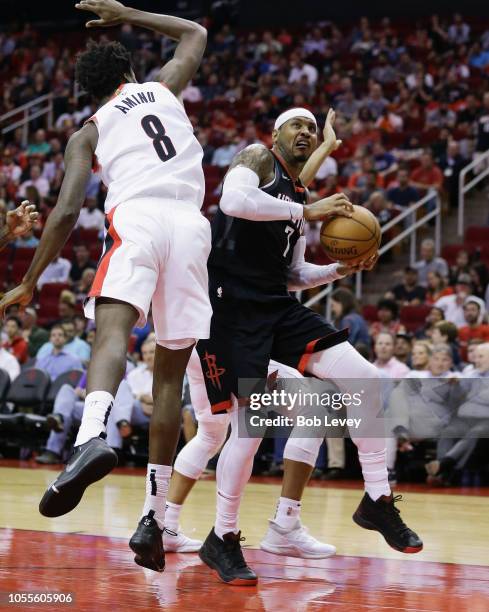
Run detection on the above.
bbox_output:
[129,511,165,572]
[352,493,423,554]
[39,436,118,517]
[35,450,62,465]
[199,528,257,586]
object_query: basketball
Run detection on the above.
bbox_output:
[320,205,381,265]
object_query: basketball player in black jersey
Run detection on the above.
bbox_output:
[194,108,422,585]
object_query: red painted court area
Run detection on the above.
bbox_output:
[1,529,489,612]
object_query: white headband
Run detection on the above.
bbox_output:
[274,108,317,131]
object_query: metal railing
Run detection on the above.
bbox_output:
[458,148,489,238]
[1,94,54,146]
[304,192,442,317]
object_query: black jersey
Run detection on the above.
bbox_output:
[208,152,307,299]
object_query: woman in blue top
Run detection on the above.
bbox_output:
[331,288,371,346]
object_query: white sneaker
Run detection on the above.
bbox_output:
[163,528,203,553]
[260,520,336,559]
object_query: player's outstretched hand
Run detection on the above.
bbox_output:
[304,193,354,222]
[323,109,342,152]
[6,200,39,238]
[0,283,34,318]
[337,252,379,276]
[75,0,127,28]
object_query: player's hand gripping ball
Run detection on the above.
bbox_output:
[320,205,381,266]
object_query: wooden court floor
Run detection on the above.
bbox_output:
[1,460,489,611]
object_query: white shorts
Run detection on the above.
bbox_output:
[84,198,212,346]
[186,349,304,424]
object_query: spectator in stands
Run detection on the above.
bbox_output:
[410,341,432,372]
[0,345,20,380]
[426,343,489,486]
[448,13,471,45]
[35,324,83,379]
[410,150,443,197]
[36,253,71,289]
[416,306,445,340]
[364,83,390,120]
[474,92,489,170]
[76,196,105,233]
[211,134,239,168]
[426,270,453,304]
[369,298,403,340]
[69,244,96,285]
[1,148,22,184]
[196,131,215,165]
[372,142,398,179]
[413,238,449,286]
[469,263,489,300]
[75,268,96,303]
[389,266,426,306]
[18,164,50,199]
[431,320,461,367]
[435,276,484,326]
[330,288,370,346]
[288,53,318,86]
[21,307,49,358]
[458,299,489,361]
[462,339,483,374]
[27,129,51,157]
[438,140,468,209]
[449,249,470,285]
[394,332,413,366]
[36,373,134,464]
[2,316,28,364]
[37,318,90,364]
[15,228,39,248]
[373,332,411,377]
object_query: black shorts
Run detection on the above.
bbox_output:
[196,291,349,414]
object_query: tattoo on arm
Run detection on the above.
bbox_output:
[227,145,275,185]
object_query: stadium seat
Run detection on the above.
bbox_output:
[442,244,465,265]
[6,369,51,415]
[46,369,84,406]
[400,305,432,333]
[465,226,489,244]
[362,305,378,323]
[39,282,71,299]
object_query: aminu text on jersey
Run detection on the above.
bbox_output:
[208,152,307,299]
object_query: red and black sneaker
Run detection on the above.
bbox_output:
[353,493,423,554]
[199,528,258,586]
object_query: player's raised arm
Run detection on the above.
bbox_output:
[299,109,342,187]
[76,0,207,97]
[0,124,97,314]
[0,201,39,251]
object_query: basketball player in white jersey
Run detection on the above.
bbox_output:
[0,0,210,572]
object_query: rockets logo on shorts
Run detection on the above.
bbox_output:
[202,352,226,390]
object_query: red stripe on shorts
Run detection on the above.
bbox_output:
[89,208,121,298]
[211,399,233,415]
[297,338,321,374]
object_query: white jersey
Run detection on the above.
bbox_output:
[91,81,204,213]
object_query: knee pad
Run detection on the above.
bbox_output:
[283,436,322,467]
[174,419,229,480]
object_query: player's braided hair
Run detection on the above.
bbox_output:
[75,39,133,100]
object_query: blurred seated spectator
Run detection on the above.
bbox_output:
[211,134,239,168]
[438,140,468,209]
[347,157,383,196]
[27,129,51,157]
[413,238,449,286]
[431,320,461,367]
[330,288,370,345]
[365,191,398,224]
[181,81,202,103]
[109,338,156,447]
[37,319,91,364]
[236,124,264,153]
[35,374,133,464]
[2,316,28,364]
[314,156,338,181]
[21,307,49,358]
[389,266,426,306]
[196,132,215,165]
[75,197,105,233]
[369,298,403,340]
[426,343,489,486]
[469,263,489,300]
[37,254,71,289]
[357,171,382,205]
[425,270,453,304]
[372,142,398,178]
[410,341,432,371]
[458,299,489,361]
[15,228,39,248]
[18,164,50,199]
[448,13,470,45]
[0,345,20,380]
[373,331,411,377]
[450,251,470,287]
[35,324,83,379]
[410,150,443,193]
[0,148,22,183]
[462,339,483,375]
[70,244,97,285]
[435,276,484,326]
[394,332,413,365]
[75,269,96,303]
[415,306,445,340]
[386,168,420,209]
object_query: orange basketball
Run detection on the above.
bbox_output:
[320,205,381,265]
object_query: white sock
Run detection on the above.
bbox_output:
[215,490,241,539]
[164,501,182,532]
[75,391,114,446]
[358,449,391,501]
[274,497,301,530]
[141,464,172,529]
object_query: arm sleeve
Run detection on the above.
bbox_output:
[220,166,304,221]
[287,236,345,291]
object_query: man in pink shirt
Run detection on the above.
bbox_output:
[374,332,411,377]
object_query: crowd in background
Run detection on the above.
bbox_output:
[0,13,489,484]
